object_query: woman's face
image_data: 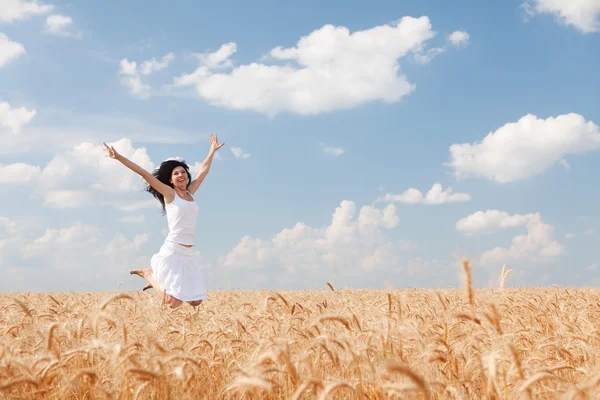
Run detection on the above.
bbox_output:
[171,166,188,189]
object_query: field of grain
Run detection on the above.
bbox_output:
[1,266,600,399]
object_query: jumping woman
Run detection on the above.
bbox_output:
[103,134,225,309]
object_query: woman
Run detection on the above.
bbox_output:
[103,134,225,308]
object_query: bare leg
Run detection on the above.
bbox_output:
[187,300,203,307]
[131,267,182,308]
[131,267,164,296]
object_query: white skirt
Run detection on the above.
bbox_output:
[151,240,207,302]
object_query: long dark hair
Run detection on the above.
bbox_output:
[144,159,192,214]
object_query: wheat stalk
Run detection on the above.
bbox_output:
[0,287,599,398]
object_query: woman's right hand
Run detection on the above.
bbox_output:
[103,142,121,160]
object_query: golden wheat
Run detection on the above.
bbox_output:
[1,271,600,399]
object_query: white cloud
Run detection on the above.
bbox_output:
[456,210,534,235]
[584,228,596,235]
[119,214,145,224]
[0,162,41,183]
[449,30,470,47]
[0,101,36,134]
[188,161,201,176]
[523,0,600,33]
[43,14,74,36]
[0,218,151,291]
[231,146,250,159]
[0,138,201,211]
[376,183,471,205]
[320,143,345,156]
[587,262,598,271]
[565,232,575,239]
[103,231,150,257]
[457,210,565,266]
[196,43,236,69]
[413,46,446,64]
[119,53,175,99]
[119,53,174,99]
[119,59,151,99]
[0,33,26,69]
[220,200,414,274]
[42,189,89,208]
[447,113,600,183]
[0,0,53,23]
[173,16,466,116]
[414,30,471,64]
[24,223,101,258]
[41,138,155,191]
[140,52,175,75]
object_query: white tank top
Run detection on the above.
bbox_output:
[165,190,198,246]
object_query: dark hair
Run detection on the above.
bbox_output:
[144,159,192,214]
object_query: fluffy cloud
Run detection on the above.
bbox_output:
[42,189,89,208]
[43,14,74,36]
[413,46,445,64]
[376,183,471,204]
[0,0,53,23]
[22,222,149,264]
[230,146,250,159]
[0,101,36,134]
[196,42,236,69]
[457,210,565,266]
[41,138,154,191]
[449,30,470,46]
[0,33,25,69]
[412,29,471,64]
[456,210,534,235]
[0,138,199,211]
[447,113,600,183]
[140,52,175,75]
[173,16,465,116]
[0,217,151,291]
[23,223,103,259]
[119,59,151,99]
[523,0,600,33]
[119,53,175,98]
[0,162,41,183]
[220,200,414,277]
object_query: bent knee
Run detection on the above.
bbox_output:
[188,300,203,307]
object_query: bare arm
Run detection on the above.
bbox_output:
[188,133,225,195]
[103,142,174,202]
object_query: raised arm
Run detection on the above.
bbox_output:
[188,133,225,195]
[103,142,175,203]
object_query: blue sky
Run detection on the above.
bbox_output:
[0,0,599,292]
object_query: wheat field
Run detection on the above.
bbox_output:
[1,263,600,399]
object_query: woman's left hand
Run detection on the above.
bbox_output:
[209,133,225,152]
